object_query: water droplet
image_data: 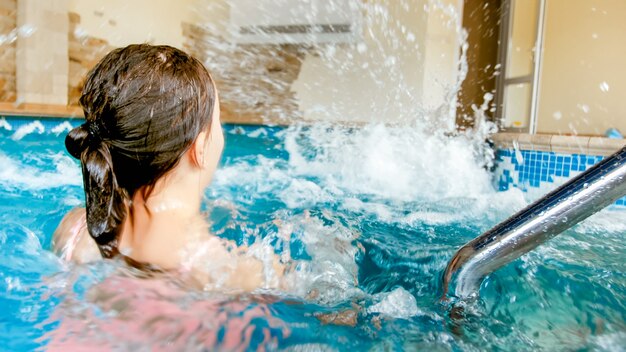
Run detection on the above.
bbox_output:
[577,104,590,114]
[599,81,610,92]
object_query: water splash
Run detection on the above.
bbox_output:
[0,24,37,46]
[0,152,81,190]
[282,123,495,202]
[367,287,420,319]
[4,1,624,350]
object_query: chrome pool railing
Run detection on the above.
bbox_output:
[442,145,626,300]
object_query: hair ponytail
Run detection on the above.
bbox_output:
[66,125,128,258]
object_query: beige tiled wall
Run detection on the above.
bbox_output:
[537,0,626,135]
[16,0,69,105]
[0,0,16,102]
[492,133,626,156]
[68,12,114,105]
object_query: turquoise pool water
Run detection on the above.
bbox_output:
[0,118,625,350]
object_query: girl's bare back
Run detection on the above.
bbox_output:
[53,207,283,292]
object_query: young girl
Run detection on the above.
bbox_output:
[53,44,283,292]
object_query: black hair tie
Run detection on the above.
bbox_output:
[83,121,102,143]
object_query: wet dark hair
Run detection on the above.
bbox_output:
[65,44,216,258]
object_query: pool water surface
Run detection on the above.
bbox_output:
[0,119,625,350]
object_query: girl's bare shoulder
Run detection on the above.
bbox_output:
[53,207,101,263]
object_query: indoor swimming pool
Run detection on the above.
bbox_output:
[1,117,624,350]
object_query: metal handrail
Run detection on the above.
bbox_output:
[442,145,626,300]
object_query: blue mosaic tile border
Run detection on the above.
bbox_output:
[495,148,626,207]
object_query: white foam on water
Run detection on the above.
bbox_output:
[214,156,336,210]
[51,122,74,135]
[283,123,495,203]
[211,157,365,303]
[62,195,83,207]
[212,157,290,201]
[403,210,463,226]
[214,123,526,228]
[280,212,365,305]
[11,121,45,140]
[246,127,268,138]
[591,331,626,352]
[404,188,529,226]
[340,197,395,222]
[0,152,82,190]
[278,179,334,209]
[182,202,364,305]
[15,224,43,255]
[573,208,626,235]
[271,119,527,228]
[367,287,420,319]
[0,118,12,131]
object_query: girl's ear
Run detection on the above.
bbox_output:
[190,130,209,168]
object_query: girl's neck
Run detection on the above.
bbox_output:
[118,166,207,268]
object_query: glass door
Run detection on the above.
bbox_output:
[496,0,546,133]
